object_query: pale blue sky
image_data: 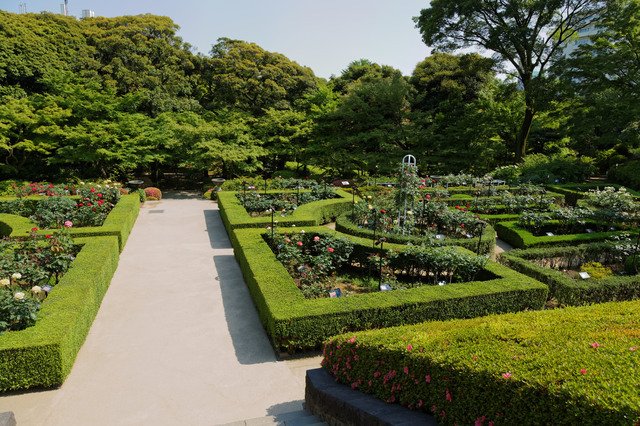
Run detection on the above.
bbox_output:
[2,0,433,79]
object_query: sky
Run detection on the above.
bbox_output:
[2,0,434,79]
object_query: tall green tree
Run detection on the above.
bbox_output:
[204,38,319,115]
[315,66,411,175]
[414,0,605,162]
[556,0,640,161]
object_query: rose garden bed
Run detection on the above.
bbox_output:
[0,194,139,391]
[228,225,547,354]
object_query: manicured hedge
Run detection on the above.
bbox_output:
[335,213,496,255]
[494,220,630,249]
[218,189,353,248]
[0,194,140,251]
[322,300,640,425]
[546,183,640,206]
[0,236,120,391]
[499,243,640,305]
[230,226,547,354]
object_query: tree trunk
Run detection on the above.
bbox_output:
[515,101,535,163]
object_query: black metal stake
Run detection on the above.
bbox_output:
[372,209,378,248]
[271,208,275,241]
[376,238,386,290]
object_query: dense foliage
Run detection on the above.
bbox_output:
[1,3,638,187]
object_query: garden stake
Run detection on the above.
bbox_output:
[372,209,378,248]
[375,237,386,290]
[242,180,248,207]
[271,208,275,241]
[351,185,357,220]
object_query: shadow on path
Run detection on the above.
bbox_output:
[204,209,232,249]
[161,190,203,200]
[215,254,275,365]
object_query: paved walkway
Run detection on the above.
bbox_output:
[0,192,321,425]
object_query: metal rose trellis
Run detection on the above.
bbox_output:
[395,155,420,235]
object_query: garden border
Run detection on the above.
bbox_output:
[335,212,496,255]
[230,226,548,354]
[322,300,640,425]
[0,194,140,251]
[494,220,630,249]
[0,235,120,391]
[499,243,640,305]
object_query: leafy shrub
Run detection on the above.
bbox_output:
[612,160,640,190]
[133,188,146,203]
[322,300,640,425]
[144,187,162,200]
[520,151,595,183]
[580,261,613,280]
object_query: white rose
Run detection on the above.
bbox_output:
[31,286,42,294]
[11,273,21,280]
[0,279,10,287]
[14,292,25,300]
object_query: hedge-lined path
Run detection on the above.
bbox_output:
[0,191,321,425]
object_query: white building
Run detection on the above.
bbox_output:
[562,22,600,57]
[82,9,95,18]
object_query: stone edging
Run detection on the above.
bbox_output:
[305,368,438,425]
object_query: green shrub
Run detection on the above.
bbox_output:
[322,300,640,425]
[580,261,613,280]
[613,160,640,190]
[520,152,596,183]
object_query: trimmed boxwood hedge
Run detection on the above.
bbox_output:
[335,212,496,255]
[230,226,547,354]
[494,220,630,249]
[322,300,640,425]
[545,183,640,206]
[499,243,640,306]
[0,235,120,391]
[218,189,353,249]
[0,194,140,252]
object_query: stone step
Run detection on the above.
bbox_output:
[219,409,328,426]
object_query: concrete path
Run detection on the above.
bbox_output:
[0,192,321,425]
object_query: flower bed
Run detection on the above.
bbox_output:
[0,194,140,251]
[335,212,496,255]
[0,226,76,333]
[266,230,492,298]
[494,220,633,249]
[0,235,120,391]
[499,242,640,306]
[321,300,640,425]
[217,188,353,234]
[229,226,547,354]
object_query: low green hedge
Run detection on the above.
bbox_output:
[494,220,629,249]
[335,213,496,255]
[499,243,640,305]
[218,189,353,247]
[230,226,547,353]
[0,235,120,391]
[0,194,140,251]
[322,300,640,425]
[546,183,640,206]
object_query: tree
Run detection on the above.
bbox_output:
[314,68,412,175]
[556,0,640,161]
[414,0,605,162]
[204,38,319,115]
